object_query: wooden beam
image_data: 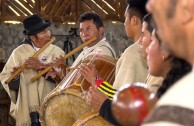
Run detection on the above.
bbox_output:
[7,1,26,16]
[103,0,117,10]
[95,0,115,15]
[10,0,33,15]
[82,0,105,15]
[64,3,71,15]
[61,15,75,22]
[26,0,35,7]
[49,16,62,22]
[76,0,81,21]
[81,2,93,12]
[39,12,51,21]
[70,0,76,20]
[44,0,55,14]
[55,0,70,16]
[49,0,63,16]
[0,15,75,23]
[34,0,41,14]
[0,0,125,23]
[1,1,9,16]
[1,0,2,16]
[4,7,16,17]
[117,0,126,21]
[43,0,50,6]
[0,0,1,16]
[0,16,25,22]
[104,14,120,21]
[19,0,35,14]
[40,0,45,7]
[41,15,75,22]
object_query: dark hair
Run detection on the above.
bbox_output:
[157,58,192,98]
[127,0,148,21]
[143,13,155,33]
[78,12,104,29]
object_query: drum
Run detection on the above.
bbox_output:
[39,55,116,126]
[73,111,111,126]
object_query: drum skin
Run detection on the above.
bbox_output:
[39,55,116,126]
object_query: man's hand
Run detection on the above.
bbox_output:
[45,65,66,81]
[53,56,64,67]
[45,56,67,81]
[24,57,46,71]
[79,63,99,84]
[86,86,109,110]
[10,66,21,79]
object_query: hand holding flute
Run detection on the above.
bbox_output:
[5,37,56,84]
[44,56,67,83]
[31,37,97,82]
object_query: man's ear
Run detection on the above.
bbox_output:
[29,35,34,41]
[99,27,104,36]
[131,16,139,26]
[29,35,37,42]
[181,0,193,24]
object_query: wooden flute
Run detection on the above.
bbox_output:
[31,37,97,82]
[5,37,56,84]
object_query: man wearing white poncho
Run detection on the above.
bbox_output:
[0,14,65,126]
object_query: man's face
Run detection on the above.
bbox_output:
[31,27,51,48]
[139,22,152,58]
[124,6,134,39]
[80,19,103,45]
[146,0,188,59]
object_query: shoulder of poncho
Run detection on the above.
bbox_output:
[48,44,63,51]
[122,42,141,58]
[125,42,140,52]
[13,44,33,54]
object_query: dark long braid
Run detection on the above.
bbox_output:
[157,58,192,98]
[155,37,192,98]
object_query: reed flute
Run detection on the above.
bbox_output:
[5,37,56,84]
[31,37,97,82]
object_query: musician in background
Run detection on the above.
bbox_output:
[81,0,148,89]
[73,12,116,66]
[47,12,116,81]
[79,0,148,125]
[0,14,65,126]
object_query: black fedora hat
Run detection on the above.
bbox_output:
[23,14,51,35]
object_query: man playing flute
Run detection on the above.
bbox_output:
[0,14,65,126]
[46,12,116,81]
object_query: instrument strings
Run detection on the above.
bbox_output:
[78,50,103,98]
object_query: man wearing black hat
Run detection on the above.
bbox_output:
[0,14,65,126]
